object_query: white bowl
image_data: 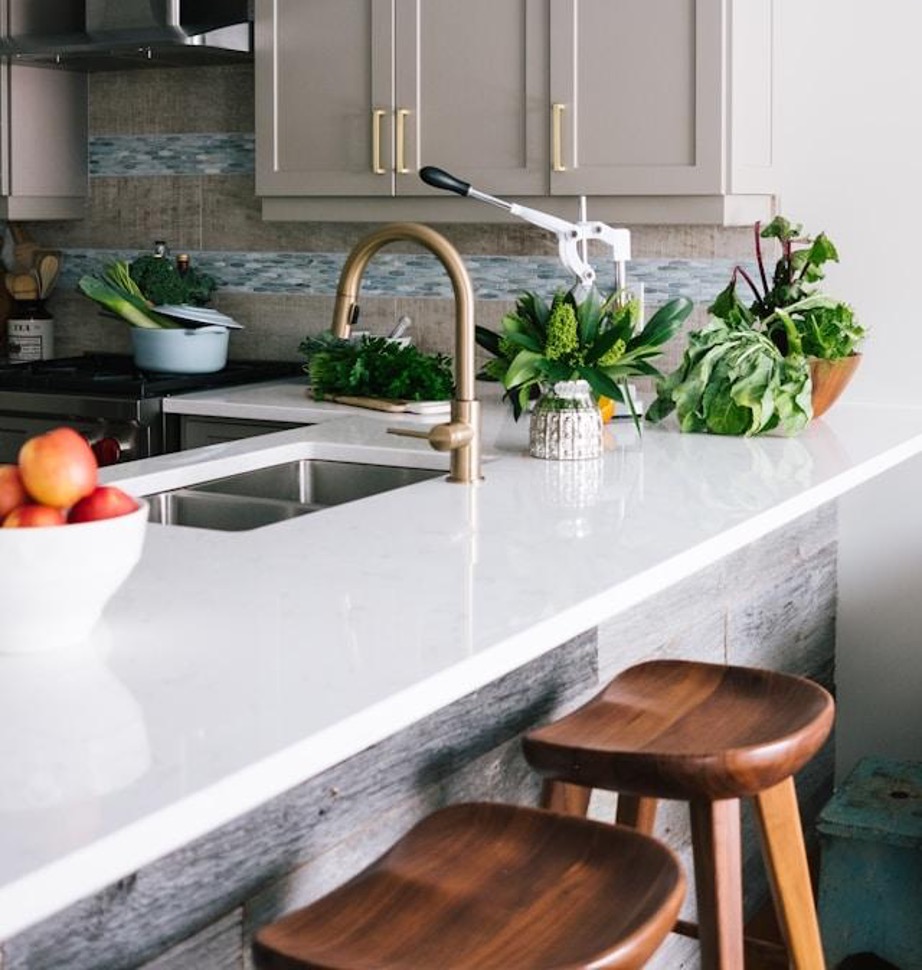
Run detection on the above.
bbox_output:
[131,326,229,373]
[0,500,148,654]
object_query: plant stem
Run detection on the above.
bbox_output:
[754,221,769,296]
[733,265,764,304]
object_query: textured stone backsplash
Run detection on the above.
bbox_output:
[32,64,760,366]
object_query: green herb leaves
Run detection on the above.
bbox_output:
[299,333,453,402]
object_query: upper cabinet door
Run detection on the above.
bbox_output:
[549,0,725,195]
[394,0,548,197]
[256,0,395,196]
[0,64,88,220]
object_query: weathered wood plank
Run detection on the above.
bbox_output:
[141,910,242,970]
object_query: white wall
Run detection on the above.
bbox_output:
[776,2,922,408]
[776,2,922,779]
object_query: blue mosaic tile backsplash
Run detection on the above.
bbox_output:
[60,248,753,304]
[80,134,751,302]
[90,133,255,177]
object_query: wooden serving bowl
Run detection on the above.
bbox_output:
[810,354,861,419]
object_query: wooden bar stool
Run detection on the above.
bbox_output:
[522,660,835,970]
[253,801,685,970]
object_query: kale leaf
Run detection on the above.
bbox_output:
[647,319,811,436]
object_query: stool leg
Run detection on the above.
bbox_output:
[539,779,591,816]
[689,797,744,970]
[615,794,659,835]
[754,776,826,970]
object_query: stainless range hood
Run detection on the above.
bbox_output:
[5,1,253,70]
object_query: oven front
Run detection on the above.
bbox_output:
[0,391,164,465]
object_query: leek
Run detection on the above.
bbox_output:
[77,274,180,329]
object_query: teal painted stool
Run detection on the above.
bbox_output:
[817,757,922,969]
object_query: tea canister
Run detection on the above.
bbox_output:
[7,301,54,362]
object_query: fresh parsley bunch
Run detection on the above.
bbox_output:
[299,333,453,402]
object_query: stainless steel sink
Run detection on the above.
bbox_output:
[147,459,444,531]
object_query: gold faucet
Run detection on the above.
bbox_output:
[331,223,482,484]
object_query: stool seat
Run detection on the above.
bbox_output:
[522,660,836,969]
[253,802,685,970]
[523,659,835,800]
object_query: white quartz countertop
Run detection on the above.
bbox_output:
[4,385,922,940]
[162,376,450,426]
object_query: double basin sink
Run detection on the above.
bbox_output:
[147,458,444,531]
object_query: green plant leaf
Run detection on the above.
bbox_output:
[709,280,756,328]
[633,296,694,348]
[586,326,628,365]
[503,349,544,389]
[475,324,502,356]
[536,358,574,383]
[760,216,802,242]
[574,286,604,347]
[578,365,622,402]
[514,291,552,342]
[503,329,544,353]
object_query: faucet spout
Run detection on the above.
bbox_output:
[331,223,481,484]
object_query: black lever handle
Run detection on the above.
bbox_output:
[419,166,471,197]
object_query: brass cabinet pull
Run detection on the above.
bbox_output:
[372,108,387,175]
[396,108,411,174]
[552,103,566,172]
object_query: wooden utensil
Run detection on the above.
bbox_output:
[5,271,39,302]
[8,224,40,273]
[37,253,60,298]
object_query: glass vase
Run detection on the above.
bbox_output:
[529,380,603,460]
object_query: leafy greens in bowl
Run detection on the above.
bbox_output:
[647,215,864,436]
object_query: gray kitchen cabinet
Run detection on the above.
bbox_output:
[255,0,393,197]
[255,0,548,200]
[257,0,776,224]
[0,64,88,220]
[548,0,776,199]
[179,415,303,451]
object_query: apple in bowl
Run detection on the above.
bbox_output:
[0,428,148,653]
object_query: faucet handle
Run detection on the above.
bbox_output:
[387,426,431,441]
[388,422,474,453]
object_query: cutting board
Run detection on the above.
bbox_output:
[328,395,451,415]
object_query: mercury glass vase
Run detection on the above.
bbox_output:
[529,380,603,460]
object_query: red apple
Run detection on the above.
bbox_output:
[67,485,139,524]
[0,464,29,520]
[3,504,67,528]
[18,427,98,509]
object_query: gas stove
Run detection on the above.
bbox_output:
[0,353,303,464]
[0,353,299,397]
